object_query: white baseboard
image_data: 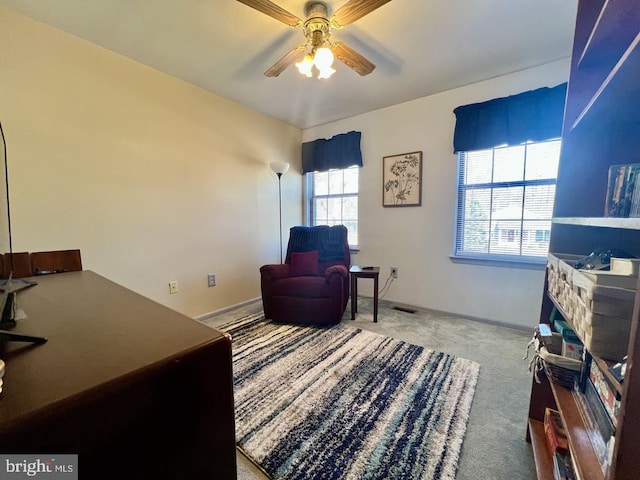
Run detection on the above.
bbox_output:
[194,297,261,322]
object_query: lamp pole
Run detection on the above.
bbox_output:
[276,172,283,264]
[269,162,290,263]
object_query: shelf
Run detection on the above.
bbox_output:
[528,419,555,480]
[553,217,640,230]
[549,381,606,480]
[531,1,640,478]
[571,31,640,130]
[578,0,640,69]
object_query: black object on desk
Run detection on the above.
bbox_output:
[0,276,45,342]
[0,329,47,343]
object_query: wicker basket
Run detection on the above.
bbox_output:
[540,346,582,388]
[546,252,636,361]
[532,332,583,389]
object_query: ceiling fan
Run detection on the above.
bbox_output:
[237,0,392,78]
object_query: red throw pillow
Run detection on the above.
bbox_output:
[290,250,319,276]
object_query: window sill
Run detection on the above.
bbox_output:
[449,254,546,270]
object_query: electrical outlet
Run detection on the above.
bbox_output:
[390,267,398,279]
[169,280,178,294]
[207,273,216,287]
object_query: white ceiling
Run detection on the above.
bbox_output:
[2,0,578,129]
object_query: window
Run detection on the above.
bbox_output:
[307,166,358,246]
[454,140,561,263]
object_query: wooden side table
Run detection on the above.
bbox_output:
[350,266,380,323]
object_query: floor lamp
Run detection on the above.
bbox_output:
[270,162,290,263]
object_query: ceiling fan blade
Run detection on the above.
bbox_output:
[331,0,392,28]
[332,42,376,76]
[264,45,306,77]
[237,0,303,27]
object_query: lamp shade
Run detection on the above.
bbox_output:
[295,55,314,77]
[270,162,290,175]
[317,66,336,79]
[313,47,334,70]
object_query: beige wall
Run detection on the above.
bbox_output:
[1,7,570,328]
[0,8,302,317]
[303,59,571,328]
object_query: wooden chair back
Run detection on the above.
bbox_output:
[2,252,33,278]
[30,249,82,276]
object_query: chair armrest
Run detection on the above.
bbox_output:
[260,263,291,281]
[324,264,348,282]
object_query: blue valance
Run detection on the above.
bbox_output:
[302,131,363,174]
[452,83,567,153]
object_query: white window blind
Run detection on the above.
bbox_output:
[454,140,561,261]
[308,166,359,246]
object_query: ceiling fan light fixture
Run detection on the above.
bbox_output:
[239,0,385,79]
[313,47,334,70]
[313,46,335,79]
[295,54,314,77]
[317,65,336,79]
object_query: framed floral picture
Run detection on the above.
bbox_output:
[382,151,423,207]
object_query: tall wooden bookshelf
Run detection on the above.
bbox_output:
[526,0,640,479]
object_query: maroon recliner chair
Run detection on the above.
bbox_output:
[260,225,350,325]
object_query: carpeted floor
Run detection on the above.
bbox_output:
[203,298,537,480]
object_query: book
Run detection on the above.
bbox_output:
[569,451,581,480]
[573,386,609,473]
[605,163,640,217]
[544,408,568,457]
[549,307,568,333]
[584,378,615,440]
[554,319,580,343]
[630,168,640,217]
[578,378,616,474]
[557,323,583,360]
[589,359,621,427]
[562,337,584,361]
[552,451,575,480]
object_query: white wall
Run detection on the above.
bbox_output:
[0,8,302,317]
[303,60,570,328]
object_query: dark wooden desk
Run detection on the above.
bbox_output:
[0,271,236,479]
[350,266,380,323]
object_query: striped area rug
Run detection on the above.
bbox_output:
[220,314,480,480]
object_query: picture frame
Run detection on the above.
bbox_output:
[382,151,423,207]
